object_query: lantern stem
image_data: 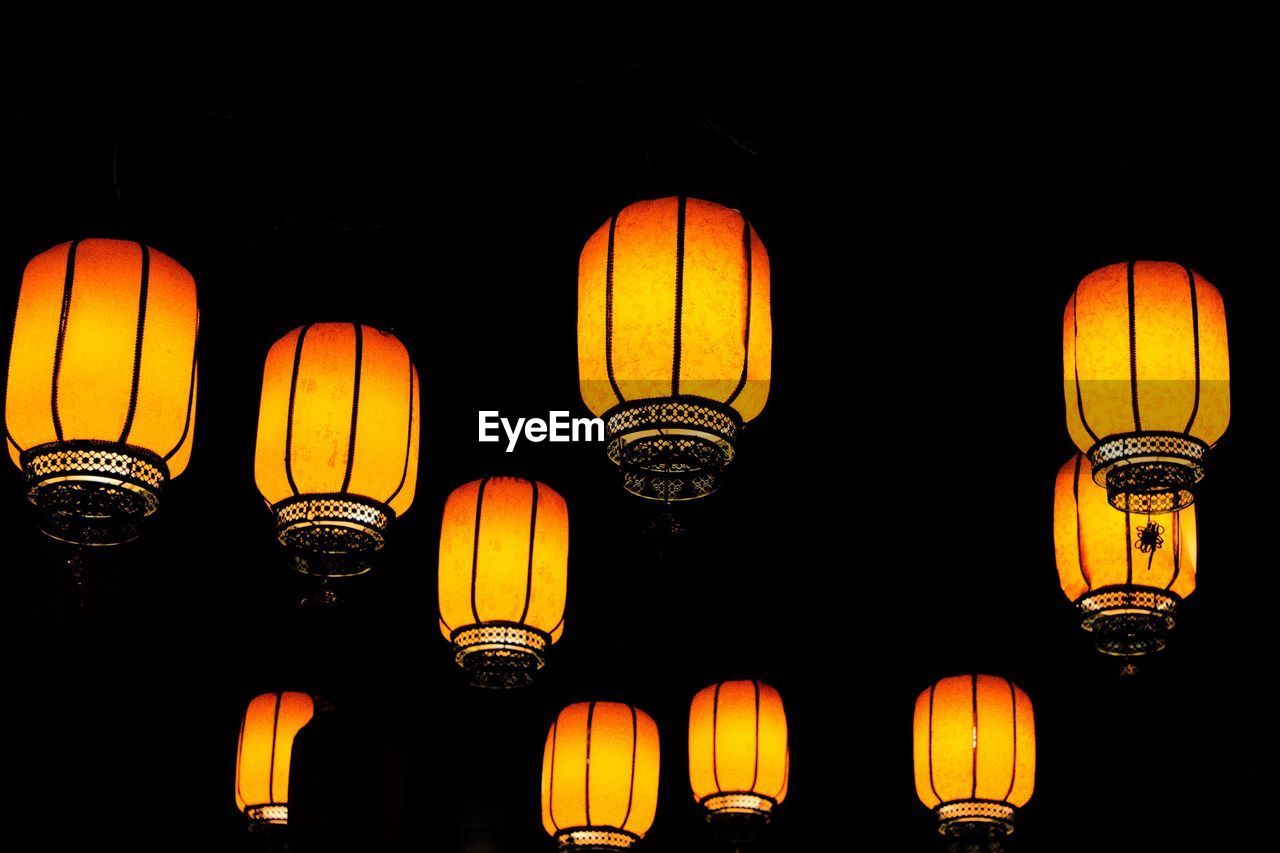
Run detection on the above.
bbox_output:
[67,545,86,608]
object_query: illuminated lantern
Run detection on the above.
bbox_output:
[438,476,568,687]
[688,680,789,841]
[234,691,321,831]
[4,239,198,544]
[254,323,420,582]
[541,701,660,850]
[1064,261,1229,513]
[1054,454,1195,657]
[577,196,771,501]
[913,675,1035,842]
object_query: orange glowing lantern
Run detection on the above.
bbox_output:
[688,680,789,841]
[541,701,660,850]
[1064,261,1229,512]
[1055,453,1196,657]
[578,196,771,500]
[254,323,420,582]
[913,675,1035,841]
[234,691,320,831]
[4,239,199,544]
[437,476,569,687]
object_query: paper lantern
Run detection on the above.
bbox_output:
[578,196,771,500]
[254,323,420,580]
[234,691,319,830]
[438,476,569,687]
[4,239,199,544]
[913,675,1035,840]
[541,701,660,850]
[1064,261,1229,512]
[688,680,789,841]
[1055,453,1196,657]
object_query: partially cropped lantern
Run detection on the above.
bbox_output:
[913,675,1035,842]
[234,690,320,831]
[689,680,789,841]
[577,196,772,500]
[1064,261,1229,513]
[438,476,568,687]
[254,323,420,579]
[5,239,199,544]
[1055,454,1196,657]
[542,701,660,850]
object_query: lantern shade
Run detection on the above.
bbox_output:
[437,476,569,687]
[1063,261,1229,512]
[234,691,316,827]
[254,323,420,576]
[541,701,660,849]
[577,196,771,500]
[912,675,1034,836]
[4,239,199,543]
[1054,454,1195,655]
[688,680,788,840]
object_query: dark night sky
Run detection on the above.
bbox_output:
[0,3,1271,852]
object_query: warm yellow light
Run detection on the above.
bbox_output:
[4,239,199,543]
[541,701,660,849]
[1063,261,1229,512]
[437,476,569,686]
[254,323,420,575]
[912,675,1034,837]
[577,196,772,500]
[234,691,316,827]
[688,680,788,837]
[1054,453,1195,655]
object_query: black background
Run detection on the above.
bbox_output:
[1,3,1271,852]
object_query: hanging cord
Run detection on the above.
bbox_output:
[66,544,87,609]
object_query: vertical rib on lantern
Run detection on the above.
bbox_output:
[438,476,569,687]
[577,196,772,500]
[4,239,199,545]
[541,702,660,850]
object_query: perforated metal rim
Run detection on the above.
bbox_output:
[555,827,639,850]
[935,800,1016,837]
[245,803,289,827]
[272,494,392,578]
[20,440,169,545]
[1087,432,1209,513]
[451,622,550,688]
[1078,585,1180,656]
[603,397,742,501]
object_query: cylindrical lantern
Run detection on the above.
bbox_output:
[5,239,199,544]
[688,680,789,841]
[438,476,569,687]
[234,691,319,830]
[254,323,420,579]
[577,196,771,501]
[1063,261,1229,513]
[913,675,1035,841]
[541,701,660,850]
[1054,453,1196,657]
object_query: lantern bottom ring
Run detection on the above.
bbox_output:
[1078,585,1179,656]
[452,622,549,688]
[936,800,1015,837]
[554,827,641,850]
[273,494,393,578]
[703,793,774,841]
[245,804,289,829]
[603,397,742,501]
[20,440,168,546]
[1088,431,1208,513]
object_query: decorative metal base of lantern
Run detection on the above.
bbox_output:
[603,397,741,502]
[246,804,289,829]
[555,828,640,851]
[1088,432,1208,513]
[452,623,549,688]
[1078,586,1179,656]
[273,494,392,578]
[936,800,1015,838]
[21,440,168,546]
[703,793,774,842]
